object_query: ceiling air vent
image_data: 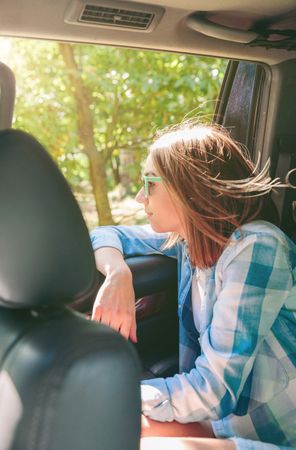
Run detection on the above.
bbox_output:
[81,5,153,30]
[65,0,164,32]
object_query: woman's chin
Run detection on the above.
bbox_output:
[149,222,168,233]
[148,220,160,232]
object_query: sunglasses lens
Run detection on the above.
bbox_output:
[143,177,148,197]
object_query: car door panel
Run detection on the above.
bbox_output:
[71,254,179,378]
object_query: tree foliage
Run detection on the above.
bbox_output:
[1,38,227,225]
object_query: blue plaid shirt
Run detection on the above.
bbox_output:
[90,220,296,449]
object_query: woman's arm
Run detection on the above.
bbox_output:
[90,225,178,341]
[141,233,293,423]
[92,247,137,342]
[90,224,177,259]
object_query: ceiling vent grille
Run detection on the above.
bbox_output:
[79,4,154,30]
[65,1,164,32]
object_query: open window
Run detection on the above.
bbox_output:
[0,61,15,129]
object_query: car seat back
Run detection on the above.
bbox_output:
[0,129,141,450]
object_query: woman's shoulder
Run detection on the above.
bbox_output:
[217,220,296,271]
[232,220,293,246]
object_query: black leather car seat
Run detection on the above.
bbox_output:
[0,129,141,450]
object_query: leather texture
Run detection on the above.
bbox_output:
[0,129,141,450]
[0,129,96,308]
[71,254,178,313]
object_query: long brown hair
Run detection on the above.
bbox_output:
[150,122,280,268]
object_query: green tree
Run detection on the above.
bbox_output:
[59,43,113,224]
[3,38,227,225]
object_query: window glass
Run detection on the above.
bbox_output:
[0,38,227,227]
[221,61,264,154]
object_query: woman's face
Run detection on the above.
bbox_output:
[135,155,185,236]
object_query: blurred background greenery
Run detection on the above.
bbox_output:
[0,38,227,228]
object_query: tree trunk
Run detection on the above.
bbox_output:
[88,151,113,225]
[120,148,136,195]
[112,155,121,185]
[58,43,114,225]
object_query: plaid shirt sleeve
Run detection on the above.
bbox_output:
[90,224,178,258]
[141,232,293,423]
[230,437,294,450]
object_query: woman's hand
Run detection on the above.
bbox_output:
[91,267,137,343]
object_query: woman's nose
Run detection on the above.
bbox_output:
[135,187,146,204]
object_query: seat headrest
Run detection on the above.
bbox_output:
[0,129,97,309]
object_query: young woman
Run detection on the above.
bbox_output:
[90,122,296,450]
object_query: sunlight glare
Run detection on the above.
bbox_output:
[0,38,11,64]
[0,371,23,447]
[141,437,190,450]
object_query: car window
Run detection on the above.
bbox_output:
[0,61,15,128]
[0,37,227,228]
[215,60,265,158]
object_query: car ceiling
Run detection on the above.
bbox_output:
[0,0,296,64]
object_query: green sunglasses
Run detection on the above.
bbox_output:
[143,175,162,198]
